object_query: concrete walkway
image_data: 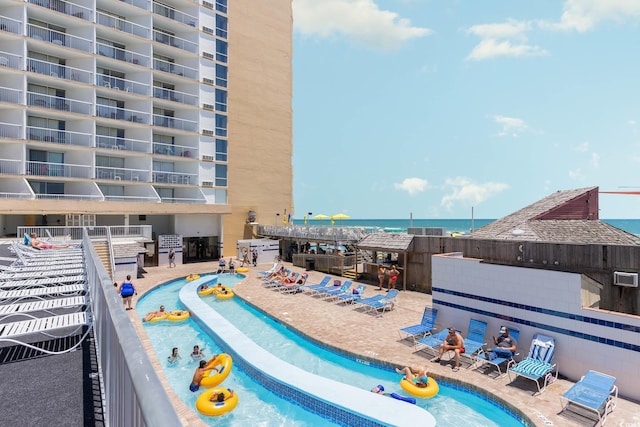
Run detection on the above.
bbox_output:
[128,261,640,427]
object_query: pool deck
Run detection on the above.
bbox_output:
[129,261,640,427]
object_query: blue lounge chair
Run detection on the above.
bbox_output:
[508,333,558,395]
[415,329,450,354]
[308,279,344,296]
[476,327,520,378]
[560,370,617,426]
[298,276,331,293]
[336,285,365,304]
[355,289,398,314]
[459,319,487,368]
[398,307,438,345]
[321,282,354,300]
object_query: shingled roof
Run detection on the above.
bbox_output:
[357,232,414,251]
[471,186,640,245]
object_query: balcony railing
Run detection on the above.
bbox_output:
[0,51,21,70]
[0,87,22,104]
[28,0,93,21]
[153,31,197,53]
[26,160,92,179]
[97,74,149,96]
[96,42,149,67]
[152,2,197,27]
[0,122,21,139]
[96,135,150,153]
[27,126,92,147]
[28,58,93,84]
[153,87,198,105]
[152,171,196,185]
[34,193,103,200]
[28,25,93,53]
[96,12,150,38]
[96,105,150,124]
[153,58,197,79]
[28,92,92,115]
[103,195,160,202]
[152,115,197,132]
[96,166,149,182]
[0,191,33,199]
[0,16,21,35]
[0,159,22,174]
[117,0,148,10]
[158,196,206,204]
[152,142,196,158]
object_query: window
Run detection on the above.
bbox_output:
[28,116,65,143]
[215,139,227,161]
[215,114,227,137]
[157,187,174,199]
[215,164,227,187]
[215,0,227,14]
[215,64,227,87]
[215,89,227,112]
[215,39,227,63]
[30,181,64,195]
[215,14,227,38]
[99,184,125,197]
[96,155,124,168]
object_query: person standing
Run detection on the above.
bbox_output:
[251,248,258,267]
[387,265,399,291]
[377,265,386,291]
[168,247,176,268]
[118,275,137,310]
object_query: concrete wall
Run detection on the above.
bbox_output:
[431,253,640,401]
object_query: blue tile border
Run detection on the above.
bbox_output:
[433,287,640,352]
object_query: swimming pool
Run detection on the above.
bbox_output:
[139,275,526,426]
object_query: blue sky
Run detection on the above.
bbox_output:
[291,0,640,219]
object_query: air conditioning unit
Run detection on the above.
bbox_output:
[613,272,639,287]
[202,181,213,187]
[202,155,214,162]
[202,129,214,136]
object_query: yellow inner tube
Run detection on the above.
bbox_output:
[216,291,234,300]
[399,377,439,398]
[148,312,168,322]
[167,310,190,321]
[236,267,249,273]
[186,274,200,282]
[198,287,215,296]
[195,388,238,417]
[200,354,233,388]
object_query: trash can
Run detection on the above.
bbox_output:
[306,258,315,271]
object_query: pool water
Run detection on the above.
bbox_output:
[139,275,525,426]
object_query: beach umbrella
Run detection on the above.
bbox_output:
[312,214,329,220]
[332,213,350,220]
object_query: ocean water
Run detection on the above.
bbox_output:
[295,218,640,236]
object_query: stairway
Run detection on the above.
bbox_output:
[92,240,113,280]
[342,269,359,280]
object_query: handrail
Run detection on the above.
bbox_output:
[105,226,115,283]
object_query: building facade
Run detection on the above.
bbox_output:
[0,0,293,262]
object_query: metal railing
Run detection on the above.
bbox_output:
[97,74,150,96]
[152,142,196,158]
[158,196,207,203]
[0,122,21,139]
[28,0,93,21]
[152,31,197,53]
[116,0,148,10]
[0,86,22,104]
[0,15,21,35]
[103,195,160,203]
[258,225,369,243]
[0,159,22,174]
[0,51,21,70]
[96,104,150,124]
[153,87,198,105]
[28,58,93,83]
[152,170,196,184]
[0,192,33,199]
[17,225,153,241]
[28,92,92,115]
[96,135,150,153]
[152,2,197,27]
[152,115,197,132]
[96,12,150,38]
[34,193,103,201]
[28,24,93,52]
[27,126,93,147]
[153,58,197,79]
[96,166,149,182]
[26,160,92,179]
[96,43,149,67]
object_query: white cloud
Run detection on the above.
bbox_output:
[629,120,637,125]
[293,0,431,50]
[440,177,509,210]
[465,19,548,61]
[394,177,428,195]
[568,168,584,180]
[541,0,640,32]
[574,141,590,152]
[491,115,530,137]
[591,152,600,168]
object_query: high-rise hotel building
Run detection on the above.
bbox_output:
[0,0,293,261]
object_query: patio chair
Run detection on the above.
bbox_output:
[258,261,279,276]
[307,279,343,296]
[261,269,290,288]
[507,333,558,395]
[0,296,87,322]
[560,370,617,426]
[415,329,450,355]
[336,285,365,304]
[0,275,87,289]
[355,289,399,314]
[459,319,488,368]
[475,327,520,378]
[0,284,86,302]
[298,276,331,293]
[316,281,353,298]
[0,268,86,281]
[278,272,308,293]
[398,306,438,346]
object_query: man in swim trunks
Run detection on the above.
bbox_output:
[395,367,429,387]
[190,357,219,392]
[142,305,166,322]
[433,327,465,371]
[30,233,72,249]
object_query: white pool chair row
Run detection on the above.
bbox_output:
[0,296,87,321]
[0,275,86,290]
[0,262,85,273]
[0,268,86,281]
[0,284,86,302]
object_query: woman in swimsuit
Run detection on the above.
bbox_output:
[387,265,399,291]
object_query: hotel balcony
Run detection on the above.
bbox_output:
[96,12,150,38]
[34,192,103,201]
[153,58,197,79]
[97,75,150,96]
[28,25,93,53]
[96,43,150,67]
[28,92,92,115]
[27,0,93,21]
[0,123,21,139]
[0,159,22,174]
[0,16,22,35]
[152,142,197,158]
[0,51,22,70]
[96,135,150,153]
[27,126,93,147]
[28,58,93,84]
[113,0,148,11]
[152,170,196,185]
[0,87,22,105]
[156,191,207,204]
[153,87,198,106]
[153,115,197,132]
[96,166,149,182]
[96,105,150,124]
[26,160,92,179]
[153,31,197,54]
[152,2,197,27]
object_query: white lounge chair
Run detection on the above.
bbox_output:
[0,268,86,281]
[0,262,84,272]
[0,296,87,321]
[0,275,86,289]
[0,284,86,301]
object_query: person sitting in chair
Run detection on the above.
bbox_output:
[484,327,517,360]
[433,327,465,371]
[30,233,72,249]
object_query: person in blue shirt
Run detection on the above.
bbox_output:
[117,275,137,310]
